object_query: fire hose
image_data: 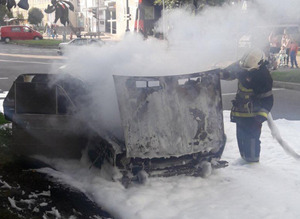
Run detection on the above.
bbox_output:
[267,113,300,160]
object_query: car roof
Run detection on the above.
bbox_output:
[2,25,30,28]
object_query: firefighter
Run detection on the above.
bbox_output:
[221,48,274,162]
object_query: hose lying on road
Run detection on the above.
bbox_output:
[267,113,300,160]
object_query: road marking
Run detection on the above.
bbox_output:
[0,52,66,60]
[0,77,9,80]
[222,93,236,96]
[0,91,8,100]
[0,59,58,65]
[273,88,286,91]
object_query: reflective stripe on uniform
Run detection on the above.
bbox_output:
[232,81,271,119]
[256,90,273,98]
[238,83,253,92]
[231,111,268,118]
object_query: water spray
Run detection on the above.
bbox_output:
[267,113,300,160]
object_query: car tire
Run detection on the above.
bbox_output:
[33,36,40,40]
[4,38,10,43]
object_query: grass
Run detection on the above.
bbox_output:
[0,113,8,125]
[11,39,63,47]
[0,113,12,163]
[0,209,22,219]
[271,68,300,83]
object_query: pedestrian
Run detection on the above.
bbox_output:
[47,25,51,37]
[51,28,55,39]
[289,39,299,68]
[278,46,287,67]
[220,48,274,162]
[268,31,280,54]
[44,23,48,35]
[54,29,58,39]
[281,29,291,66]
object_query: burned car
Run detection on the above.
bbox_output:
[3,74,90,158]
[3,70,227,183]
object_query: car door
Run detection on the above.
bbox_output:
[22,26,32,40]
[11,26,22,40]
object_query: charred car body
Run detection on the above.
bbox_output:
[4,70,227,182]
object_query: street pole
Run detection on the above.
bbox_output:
[85,0,89,32]
[97,0,100,36]
[162,0,165,40]
[126,0,130,32]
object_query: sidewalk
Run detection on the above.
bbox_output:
[42,32,119,42]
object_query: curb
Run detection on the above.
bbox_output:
[273,81,300,91]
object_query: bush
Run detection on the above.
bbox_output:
[12,39,62,47]
[0,112,8,125]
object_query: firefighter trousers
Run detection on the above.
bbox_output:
[236,118,262,162]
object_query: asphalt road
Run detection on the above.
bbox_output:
[1,42,300,120]
[221,80,300,120]
[0,42,64,91]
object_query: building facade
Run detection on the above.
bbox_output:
[12,0,80,27]
[11,0,161,39]
[78,0,140,38]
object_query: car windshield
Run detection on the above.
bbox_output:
[23,27,31,32]
[70,39,88,45]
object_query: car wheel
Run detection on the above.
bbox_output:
[4,38,10,43]
[34,36,40,40]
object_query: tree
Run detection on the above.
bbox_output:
[0,5,13,26]
[16,12,24,20]
[28,7,44,26]
[154,0,226,9]
[44,0,74,26]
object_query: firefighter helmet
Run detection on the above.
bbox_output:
[239,48,266,71]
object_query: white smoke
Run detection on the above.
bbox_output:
[54,0,300,138]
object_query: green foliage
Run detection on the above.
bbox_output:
[13,39,63,47]
[28,7,44,26]
[154,0,226,8]
[271,70,300,83]
[0,127,12,150]
[0,112,8,125]
[0,113,11,150]
[0,5,13,26]
[16,12,24,20]
[154,0,185,8]
[0,209,22,219]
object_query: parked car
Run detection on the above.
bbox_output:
[0,25,43,43]
[57,38,104,55]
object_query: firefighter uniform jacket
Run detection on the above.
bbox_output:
[221,62,274,123]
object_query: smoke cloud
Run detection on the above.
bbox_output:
[54,0,300,139]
